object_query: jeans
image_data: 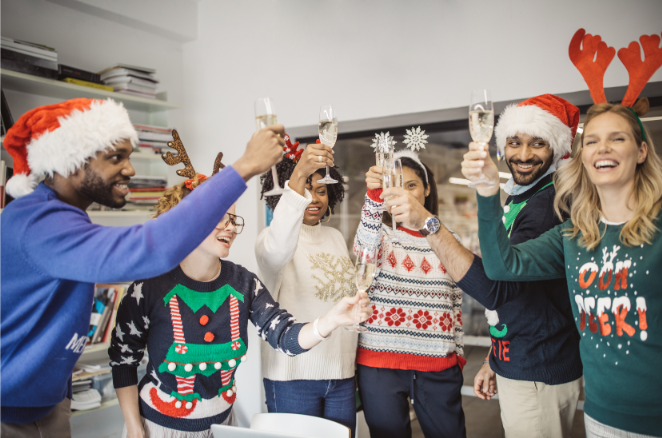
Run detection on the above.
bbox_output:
[263,377,356,438]
[357,364,466,438]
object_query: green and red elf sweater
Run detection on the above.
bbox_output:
[477,193,662,436]
[353,189,465,372]
[109,261,307,432]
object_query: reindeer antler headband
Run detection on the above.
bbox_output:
[569,29,662,108]
[161,129,225,189]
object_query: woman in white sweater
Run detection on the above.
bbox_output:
[256,138,358,436]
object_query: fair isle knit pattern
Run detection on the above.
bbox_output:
[354,190,464,371]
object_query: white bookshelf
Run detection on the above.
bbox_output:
[1,69,179,112]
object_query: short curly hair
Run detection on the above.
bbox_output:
[260,158,345,220]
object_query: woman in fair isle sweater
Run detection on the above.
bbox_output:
[354,150,466,438]
[110,173,371,438]
[255,138,358,435]
[463,98,662,437]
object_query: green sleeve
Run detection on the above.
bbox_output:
[477,193,566,281]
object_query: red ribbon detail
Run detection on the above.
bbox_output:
[185,174,208,190]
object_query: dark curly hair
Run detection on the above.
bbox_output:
[383,157,438,226]
[260,158,345,220]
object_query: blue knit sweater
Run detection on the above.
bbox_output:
[109,262,306,432]
[1,167,246,423]
[456,174,582,384]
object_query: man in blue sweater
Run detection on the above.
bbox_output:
[382,95,583,438]
[0,98,284,437]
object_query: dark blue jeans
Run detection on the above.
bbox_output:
[263,377,356,438]
[357,364,466,438]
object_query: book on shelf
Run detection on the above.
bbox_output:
[1,37,57,61]
[1,58,58,80]
[1,48,57,70]
[99,64,159,99]
[104,75,158,87]
[134,123,172,134]
[136,130,173,142]
[62,77,113,92]
[87,284,125,346]
[58,64,101,84]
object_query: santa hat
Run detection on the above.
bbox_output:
[495,94,580,166]
[3,98,138,198]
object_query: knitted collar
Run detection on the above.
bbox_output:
[299,222,323,244]
[171,261,233,292]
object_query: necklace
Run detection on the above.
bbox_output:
[203,262,222,282]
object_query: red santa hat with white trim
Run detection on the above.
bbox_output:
[3,98,138,198]
[495,94,580,167]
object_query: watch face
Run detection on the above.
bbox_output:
[427,216,441,234]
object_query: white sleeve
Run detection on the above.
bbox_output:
[255,180,312,276]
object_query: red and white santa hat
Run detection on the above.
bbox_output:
[495,94,580,166]
[3,98,138,198]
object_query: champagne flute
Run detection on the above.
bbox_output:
[317,104,339,184]
[345,245,378,332]
[383,158,403,243]
[468,89,496,188]
[375,138,394,212]
[256,98,285,196]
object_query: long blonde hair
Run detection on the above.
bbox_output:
[154,174,207,218]
[554,98,662,250]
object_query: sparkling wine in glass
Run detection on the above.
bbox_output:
[468,90,496,188]
[256,98,285,196]
[375,140,394,212]
[383,158,403,243]
[317,105,339,184]
[345,245,377,332]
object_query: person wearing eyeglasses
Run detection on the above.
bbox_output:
[108,174,372,438]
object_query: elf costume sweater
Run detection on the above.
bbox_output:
[0,167,245,424]
[109,262,307,432]
[477,192,662,436]
[255,181,357,381]
[456,174,582,384]
[353,189,464,372]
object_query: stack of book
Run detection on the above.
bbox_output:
[99,64,159,99]
[126,175,168,210]
[133,124,174,155]
[87,284,126,345]
[70,388,102,411]
[1,36,58,80]
[58,64,112,92]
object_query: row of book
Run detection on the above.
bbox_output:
[88,284,126,345]
[126,175,168,210]
[1,36,162,99]
[101,65,159,99]
[134,123,174,154]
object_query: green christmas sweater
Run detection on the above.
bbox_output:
[477,193,661,437]
[109,261,306,432]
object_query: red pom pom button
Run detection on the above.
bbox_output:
[200,315,209,326]
[204,332,214,342]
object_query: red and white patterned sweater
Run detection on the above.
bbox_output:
[353,189,465,372]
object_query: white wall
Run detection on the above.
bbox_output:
[181,0,662,421]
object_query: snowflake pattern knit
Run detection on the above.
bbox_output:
[109,262,306,432]
[354,190,465,371]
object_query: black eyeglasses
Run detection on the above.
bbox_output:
[222,213,244,234]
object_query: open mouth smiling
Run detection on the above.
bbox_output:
[594,159,619,170]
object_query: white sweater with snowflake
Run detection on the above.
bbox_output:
[255,181,358,381]
[353,189,465,372]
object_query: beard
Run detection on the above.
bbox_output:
[506,153,554,186]
[79,166,126,209]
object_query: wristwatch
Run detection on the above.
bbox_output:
[419,215,441,236]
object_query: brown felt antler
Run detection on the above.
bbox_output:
[161,129,197,179]
[212,152,225,175]
[569,28,616,104]
[619,32,662,107]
